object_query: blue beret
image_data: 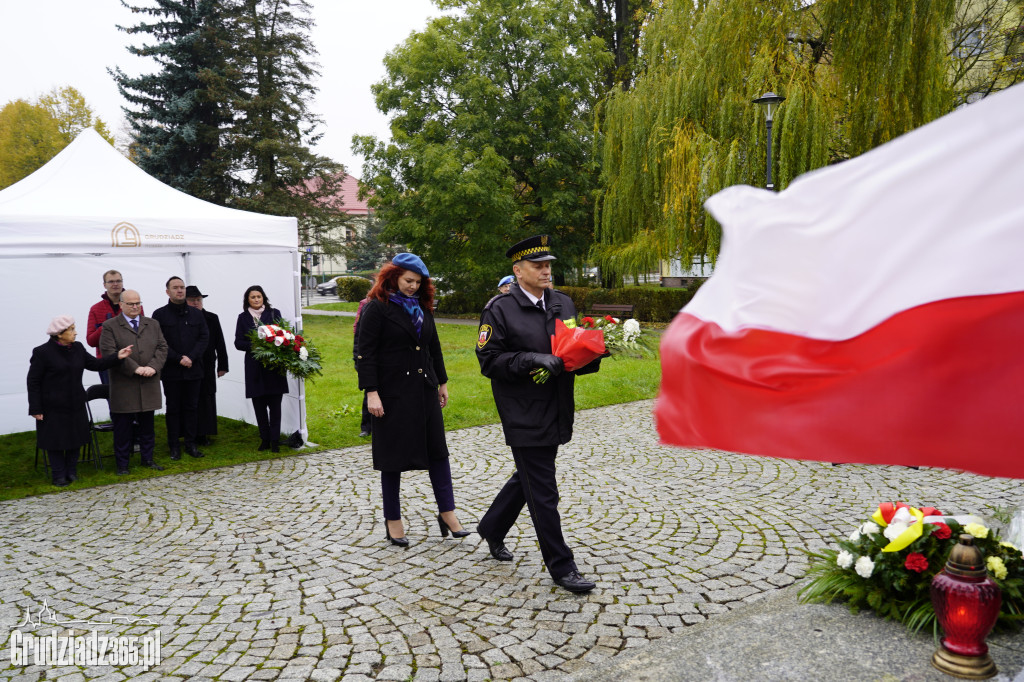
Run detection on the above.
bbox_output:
[392,253,429,278]
[497,275,515,289]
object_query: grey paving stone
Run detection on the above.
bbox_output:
[3,400,1021,681]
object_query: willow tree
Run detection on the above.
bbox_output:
[594,0,956,278]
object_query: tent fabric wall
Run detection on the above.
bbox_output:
[0,129,306,439]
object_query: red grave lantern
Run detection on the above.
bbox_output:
[930,534,1002,679]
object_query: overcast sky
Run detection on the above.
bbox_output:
[0,0,448,178]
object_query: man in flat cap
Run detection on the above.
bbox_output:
[475,234,603,593]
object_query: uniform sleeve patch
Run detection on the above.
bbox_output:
[477,324,492,349]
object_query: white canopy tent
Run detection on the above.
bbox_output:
[0,128,308,439]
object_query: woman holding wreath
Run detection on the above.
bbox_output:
[234,285,289,452]
[27,315,132,486]
[357,253,469,546]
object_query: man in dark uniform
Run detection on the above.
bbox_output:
[475,235,603,593]
[185,285,229,446]
[152,276,209,460]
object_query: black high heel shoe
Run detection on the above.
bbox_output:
[437,514,471,538]
[385,518,409,547]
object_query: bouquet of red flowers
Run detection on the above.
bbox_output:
[531,315,649,383]
[247,319,323,380]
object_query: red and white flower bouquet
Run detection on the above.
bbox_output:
[532,315,651,384]
[247,319,323,380]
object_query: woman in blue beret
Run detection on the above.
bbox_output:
[356,253,469,546]
[497,275,514,294]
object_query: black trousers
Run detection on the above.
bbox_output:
[47,449,80,483]
[163,379,201,447]
[113,411,155,469]
[252,393,283,443]
[195,385,218,437]
[477,445,576,580]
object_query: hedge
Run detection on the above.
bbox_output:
[437,283,703,322]
[335,276,372,302]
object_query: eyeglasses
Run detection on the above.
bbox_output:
[122,301,142,307]
[105,279,123,285]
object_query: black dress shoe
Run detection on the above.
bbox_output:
[116,469,130,476]
[359,431,371,438]
[437,514,471,538]
[67,474,78,482]
[52,478,71,487]
[258,440,270,451]
[169,447,182,461]
[555,570,596,593]
[481,534,513,561]
[185,444,205,458]
[144,462,165,471]
[385,518,409,547]
[270,442,280,453]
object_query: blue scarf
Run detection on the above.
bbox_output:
[389,292,424,338]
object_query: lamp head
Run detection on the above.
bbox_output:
[753,91,786,122]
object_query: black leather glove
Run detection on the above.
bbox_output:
[532,353,564,376]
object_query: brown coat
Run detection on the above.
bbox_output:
[99,315,168,413]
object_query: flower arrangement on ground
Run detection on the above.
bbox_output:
[247,319,322,380]
[531,315,653,383]
[800,501,1024,632]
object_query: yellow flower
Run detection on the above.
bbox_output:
[563,318,577,329]
[964,523,989,539]
[1000,541,1019,552]
[987,556,1008,580]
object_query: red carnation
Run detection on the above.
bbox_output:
[605,315,616,323]
[904,553,929,573]
[930,522,952,540]
[581,317,595,327]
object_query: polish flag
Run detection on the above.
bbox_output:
[656,83,1024,479]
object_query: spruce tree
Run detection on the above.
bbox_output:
[111,0,235,205]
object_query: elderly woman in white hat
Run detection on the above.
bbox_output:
[27,315,132,486]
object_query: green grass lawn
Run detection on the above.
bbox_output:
[305,301,360,312]
[0,316,661,501]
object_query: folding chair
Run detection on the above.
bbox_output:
[84,384,114,470]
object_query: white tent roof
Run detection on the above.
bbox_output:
[0,128,306,439]
[0,128,296,253]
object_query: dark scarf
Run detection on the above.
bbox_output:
[389,292,424,338]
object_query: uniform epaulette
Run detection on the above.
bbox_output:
[482,292,508,312]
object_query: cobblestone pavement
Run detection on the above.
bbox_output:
[2,400,1021,681]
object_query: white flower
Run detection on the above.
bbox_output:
[854,556,875,578]
[299,346,308,361]
[837,550,854,569]
[273,335,285,346]
[883,522,908,541]
[622,319,641,343]
[257,326,269,339]
[861,522,880,535]
[848,529,861,542]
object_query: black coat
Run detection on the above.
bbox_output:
[152,300,208,382]
[234,308,290,399]
[27,339,119,450]
[476,285,600,447]
[200,309,229,394]
[357,298,449,471]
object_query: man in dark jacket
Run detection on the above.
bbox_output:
[185,285,229,445]
[152,276,208,460]
[475,235,602,593]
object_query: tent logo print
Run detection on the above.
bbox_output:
[111,222,141,247]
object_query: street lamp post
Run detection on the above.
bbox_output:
[752,92,786,190]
